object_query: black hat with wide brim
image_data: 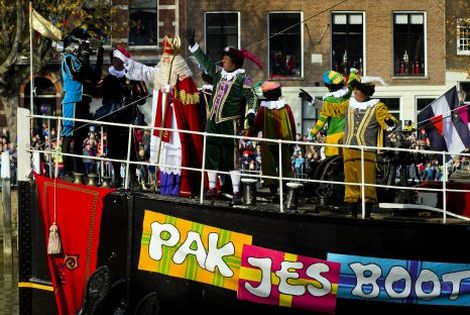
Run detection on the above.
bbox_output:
[221,46,244,68]
[350,79,376,97]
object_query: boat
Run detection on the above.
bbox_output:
[16,109,470,314]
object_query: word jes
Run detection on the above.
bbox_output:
[245,257,333,298]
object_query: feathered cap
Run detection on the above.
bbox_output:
[322,70,344,85]
[111,45,131,63]
[350,75,387,97]
[222,46,263,69]
[162,35,181,55]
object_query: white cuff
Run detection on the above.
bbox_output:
[246,108,255,115]
[189,42,199,53]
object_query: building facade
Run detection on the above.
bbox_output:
[20,0,456,137]
[184,0,447,135]
[445,0,470,102]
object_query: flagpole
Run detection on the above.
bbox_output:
[29,2,34,114]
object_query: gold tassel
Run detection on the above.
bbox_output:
[47,222,62,255]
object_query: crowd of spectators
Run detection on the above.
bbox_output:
[28,119,470,189]
[0,128,17,185]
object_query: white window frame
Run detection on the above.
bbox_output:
[415,96,437,121]
[267,11,304,78]
[392,11,428,77]
[457,19,470,56]
[128,0,158,49]
[330,11,366,75]
[204,11,241,54]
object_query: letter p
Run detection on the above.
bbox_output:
[148,222,180,260]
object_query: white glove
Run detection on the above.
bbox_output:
[163,84,171,93]
[349,67,359,74]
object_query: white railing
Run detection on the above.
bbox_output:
[21,112,470,222]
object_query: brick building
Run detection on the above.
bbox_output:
[20,0,452,136]
[445,0,470,102]
[183,0,447,134]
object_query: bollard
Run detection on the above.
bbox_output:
[241,178,258,205]
[285,182,304,210]
[86,173,98,186]
[73,172,84,185]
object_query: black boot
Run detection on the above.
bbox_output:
[346,202,358,218]
[61,136,74,177]
[365,203,373,219]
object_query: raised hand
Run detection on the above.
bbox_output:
[183,28,196,47]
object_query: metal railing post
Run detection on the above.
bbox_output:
[442,151,447,224]
[199,132,207,204]
[360,146,366,219]
[124,125,133,189]
[278,139,284,213]
[55,117,62,178]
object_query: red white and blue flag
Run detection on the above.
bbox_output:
[418,86,470,159]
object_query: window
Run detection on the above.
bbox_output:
[129,0,157,46]
[460,82,470,103]
[416,98,436,122]
[393,13,425,76]
[268,12,302,78]
[457,19,470,55]
[205,12,239,61]
[331,12,364,76]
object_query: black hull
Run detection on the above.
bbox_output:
[20,185,470,314]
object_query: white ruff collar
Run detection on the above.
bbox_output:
[108,66,126,78]
[260,99,286,109]
[323,87,349,100]
[202,84,213,91]
[349,97,380,110]
[220,68,245,81]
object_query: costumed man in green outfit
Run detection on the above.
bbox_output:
[306,70,358,157]
[344,76,399,218]
[184,28,260,204]
[251,81,296,200]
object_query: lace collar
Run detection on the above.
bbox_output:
[108,66,126,78]
[260,99,286,109]
[220,68,245,81]
[349,97,380,110]
[323,87,349,100]
[201,84,213,91]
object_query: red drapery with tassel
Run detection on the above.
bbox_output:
[34,173,115,315]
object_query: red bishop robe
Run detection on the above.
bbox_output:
[152,77,204,196]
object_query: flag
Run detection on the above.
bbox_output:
[34,173,114,315]
[31,8,62,41]
[417,86,470,160]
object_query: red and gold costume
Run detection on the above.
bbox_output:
[125,36,203,196]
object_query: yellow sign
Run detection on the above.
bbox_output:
[138,211,252,291]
